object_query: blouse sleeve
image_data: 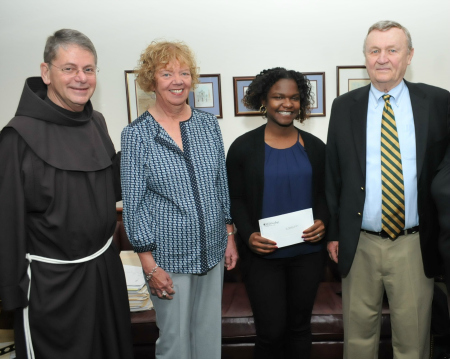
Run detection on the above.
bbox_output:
[120,125,156,253]
[0,128,30,310]
[213,119,233,224]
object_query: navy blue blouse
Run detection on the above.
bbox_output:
[262,134,323,258]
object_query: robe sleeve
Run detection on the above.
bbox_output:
[92,111,121,201]
[0,128,30,311]
[112,151,122,202]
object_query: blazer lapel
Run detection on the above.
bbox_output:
[406,81,429,180]
[350,86,370,177]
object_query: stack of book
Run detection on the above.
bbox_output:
[120,252,153,312]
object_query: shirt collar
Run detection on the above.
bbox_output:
[369,80,405,108]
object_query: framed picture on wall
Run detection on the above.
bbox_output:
[233,76,260,116]
[188,74,223,118]
[124,70,155,123]
[336,66,370,96]
[303,72,326,117]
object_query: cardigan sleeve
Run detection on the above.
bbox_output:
[226,137,257,245]
[303,131,330,229]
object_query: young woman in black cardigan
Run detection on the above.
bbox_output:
[226,67,329,359]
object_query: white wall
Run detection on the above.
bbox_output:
[1,0,449,152]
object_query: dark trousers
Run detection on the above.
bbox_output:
[242,250,324,359]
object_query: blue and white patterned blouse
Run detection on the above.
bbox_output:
[121,109,232,274]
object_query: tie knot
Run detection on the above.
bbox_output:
[383,94,391,102]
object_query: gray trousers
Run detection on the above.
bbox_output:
[148,258,224,359]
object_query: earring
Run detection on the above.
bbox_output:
[259,105,267,115]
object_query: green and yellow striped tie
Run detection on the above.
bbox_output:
[381,94,405,239]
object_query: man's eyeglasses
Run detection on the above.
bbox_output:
[49,63,99,76]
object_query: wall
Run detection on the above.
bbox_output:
[1,0,449,152]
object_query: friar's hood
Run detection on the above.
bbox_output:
[5,77,115,171]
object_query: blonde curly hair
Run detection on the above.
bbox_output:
[135,40,199,93]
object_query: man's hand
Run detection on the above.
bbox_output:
[327,241,339,263]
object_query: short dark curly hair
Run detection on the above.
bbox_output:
[243,67,312,122]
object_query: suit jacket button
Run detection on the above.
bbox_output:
[357,212,362,216]
[361,187,364,191]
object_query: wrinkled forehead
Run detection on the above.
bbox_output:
[367,28,408,47]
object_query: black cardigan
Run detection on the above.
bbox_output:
[226,124,330,250]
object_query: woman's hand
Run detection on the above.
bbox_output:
[224,237,238,270]
[148,268,175,300]
[249,232,277,255]
[302,219,326,243]
[138,251,175,300]
[225,226,238,270]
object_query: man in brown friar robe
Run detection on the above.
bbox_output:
[0,29,134,359]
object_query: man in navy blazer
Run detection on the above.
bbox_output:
[326,20,450,359]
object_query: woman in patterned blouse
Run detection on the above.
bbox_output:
[121,41,238,359]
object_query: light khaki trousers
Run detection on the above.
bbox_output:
[342,232,433,359]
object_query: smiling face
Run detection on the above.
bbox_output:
[262,78,300,128]
[364,27,414,92]
[40,45,96,112]
[154,60,192,108]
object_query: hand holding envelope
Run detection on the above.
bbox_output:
[259,209,315,248]
[248,232,278,255]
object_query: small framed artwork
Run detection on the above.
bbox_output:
[233,76,260,116]
[303,72,326,117]
[124,70,155,123]
[336,66,371,96]
[188,74,223,118]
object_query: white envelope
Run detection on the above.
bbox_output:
[259,209,314,248]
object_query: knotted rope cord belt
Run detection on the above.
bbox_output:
[23,236,113,359]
